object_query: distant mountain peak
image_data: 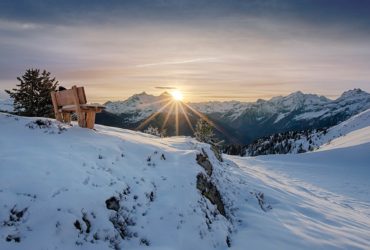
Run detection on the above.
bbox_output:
[135,91,150,97]
[288,90,304,96]
[159,91,171,97]
[339,88,368,99]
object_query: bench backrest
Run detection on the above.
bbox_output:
[54,86,87,107]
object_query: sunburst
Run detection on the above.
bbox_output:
[171,90,183,101]
[136,89,235,142]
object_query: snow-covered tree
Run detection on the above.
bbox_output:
[5,69,59,117]
[144,126,162,137]
[194,119,215,143]
[160,128,167,138]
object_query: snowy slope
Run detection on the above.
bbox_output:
[319,126,370,151]
[226,123,370,249]
[0,113,234,250]
[318,108,370,145]
[0,98,13,112]
[227,145,370,249]
[1,113,370,249]
[244,108,370,156]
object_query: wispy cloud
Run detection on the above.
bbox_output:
[0,19,41,30]
[135,58,219,68]
[155,86,177,90]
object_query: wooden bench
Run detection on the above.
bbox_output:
[50,85,105,129]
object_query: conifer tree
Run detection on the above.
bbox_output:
[194,119,215,143]
[143,125,161,137]
[5,69,59,117]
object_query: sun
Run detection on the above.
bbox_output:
[171,90,183,101]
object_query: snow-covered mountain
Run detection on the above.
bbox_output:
[191,90,331,121]
[105,92,173,123]
[204,88,370,143]
[101,89,370,143]
[243,108,370,156]
[1,112,370,249]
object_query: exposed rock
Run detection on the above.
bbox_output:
[74,220,82,233]
[82,213,91,234]
[146,191,155,202]
[6,234,20,243]
[196,152,213,176]
[10,206,27,222]
[109,214,128,239]
[140,238,150,246]
[226,235,231,247]
[211,145,223,162]
[3,206,28,227]
[196,173,226,217]
[106,196,120,211]
[255,192,272,212]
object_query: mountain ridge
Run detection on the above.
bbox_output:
[240,108,370,156]
[99,88,370,144]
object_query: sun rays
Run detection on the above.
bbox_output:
[135,90,235,141]
[171,90,183,101]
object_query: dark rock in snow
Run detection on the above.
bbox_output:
[226,235,231,247]
[74,220,82,233]
[196,152,213,176]
[211,145,223,162]
[106,196,120,211]
[6,234,20,243]
[196,173,226,217]
[255,192,272,212]
[140,238,150,246]
[82,213,91,234]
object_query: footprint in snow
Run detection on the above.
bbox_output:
[83,177,90,185]
[52,187,69,198]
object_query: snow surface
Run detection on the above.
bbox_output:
[0,98,13,112]
[227,147,370,249]
[319,126,370,151]
[246,108,370,155]
[302,108,370,151]
[1,112,370,249]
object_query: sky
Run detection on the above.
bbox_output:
[0,0,370,103]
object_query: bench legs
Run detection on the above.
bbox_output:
[86,111,96,129]
[56,110,97,129]
[77,111,86,128]
[62,113,71,123]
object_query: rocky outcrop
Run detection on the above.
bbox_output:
[211,145,223,162]
[196,151,213,176]
[196,173,226,217]
[196,148,226,217]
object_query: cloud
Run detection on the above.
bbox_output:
[1,0,370,30]
[1,0,370,102]
[0,19,41,30]
[135,58,219,68]
[155,86,177,90]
